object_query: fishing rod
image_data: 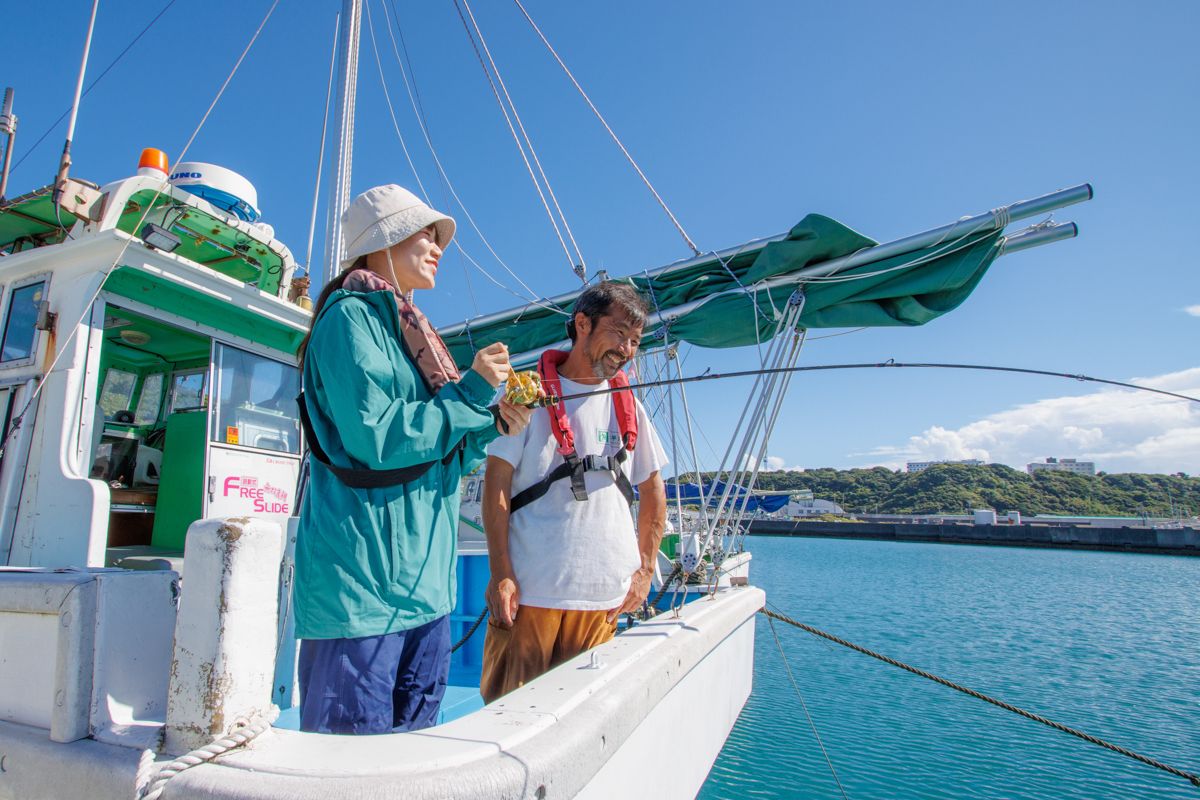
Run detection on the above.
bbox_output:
[506,361,1200,406]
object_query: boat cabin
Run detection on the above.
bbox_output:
[0,161,311,569]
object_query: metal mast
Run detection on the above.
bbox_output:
[322,0,362,284]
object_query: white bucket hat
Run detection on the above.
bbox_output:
[339,185,456,272]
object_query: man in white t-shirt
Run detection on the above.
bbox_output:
[480,282,668,703]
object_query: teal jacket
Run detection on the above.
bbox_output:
[294,286,499,639]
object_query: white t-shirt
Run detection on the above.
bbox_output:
[487,376,669,610]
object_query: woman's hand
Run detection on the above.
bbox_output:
[472,342,511,388]
[495,396,534,436]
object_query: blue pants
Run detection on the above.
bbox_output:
[298,615,450,734]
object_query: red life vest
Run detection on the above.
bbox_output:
[537,348,638,455]
[508,349,639,513]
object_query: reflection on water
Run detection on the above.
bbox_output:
[700,537,1200,800]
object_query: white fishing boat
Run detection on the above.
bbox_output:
[0,3,1094,799]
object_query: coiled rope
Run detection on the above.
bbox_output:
[136,714,274,800]
[760,607,1200,791]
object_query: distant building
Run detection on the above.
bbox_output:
[906,459,984,473]
[786,495,845,517]
[1027,457,1096,476]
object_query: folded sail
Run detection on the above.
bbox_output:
[438,212,1003,367]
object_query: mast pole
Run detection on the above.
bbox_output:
[322,0,363,285]
[54,0,100,199]
[0,88,16,203]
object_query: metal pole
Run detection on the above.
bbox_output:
[322,0,362,284]
[0,88,16,202]
[440,183,1094,339]
[997,221,1078,256]
[54,0,101,196]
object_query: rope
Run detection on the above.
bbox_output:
[760,607,1200,791]
[451,608,488,653]
[647,564,683,610]
[511,0,701,257]
[765,613,849,800]
[137,714,274,800]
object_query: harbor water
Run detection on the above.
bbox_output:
[699,536,1200,799]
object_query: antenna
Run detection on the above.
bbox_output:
[53,0,101,205]
[0,88,16,202]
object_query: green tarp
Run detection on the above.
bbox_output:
[439,213,1004,368]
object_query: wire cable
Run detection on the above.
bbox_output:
[9,0,180,178]
[511,0,700,256]
[458,0,587,280]
[453,0,580,276]
[373,0,564,313]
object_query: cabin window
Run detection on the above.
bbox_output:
[134,373,165,425]
[0,281,45,363]
[99,368,137,420]
[210,344,300,454]
[168,370,208,414]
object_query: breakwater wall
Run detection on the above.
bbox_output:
[747,520,1200,556]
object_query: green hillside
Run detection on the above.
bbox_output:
[680,464,1199,517]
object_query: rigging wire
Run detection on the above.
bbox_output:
[363,1,431,200]
[303,12,341,275]
[371,0,566,316]
[457,0,587,281]
[452,0,583,278]
[8,0,181,179]
[766,612,850,800]
[511,0,701,257]
[384,0,478,314]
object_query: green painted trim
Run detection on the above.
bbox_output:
[116,190,285,295]
[104,266,304,356]
[459,515,485,534]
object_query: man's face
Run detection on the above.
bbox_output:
[577,307,643,380]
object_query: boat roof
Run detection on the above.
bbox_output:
[0,176,297,299]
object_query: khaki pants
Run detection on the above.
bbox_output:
[480,605,617,703]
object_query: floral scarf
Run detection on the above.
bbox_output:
[342,268,461,392]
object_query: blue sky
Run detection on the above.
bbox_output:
[4,1,1197,474]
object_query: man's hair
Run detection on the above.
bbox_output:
[566,281,650,342]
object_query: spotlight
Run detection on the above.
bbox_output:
[140,222,181,253]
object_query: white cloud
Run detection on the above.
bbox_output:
[858,367,1200,474]
[1186,305,1200,317]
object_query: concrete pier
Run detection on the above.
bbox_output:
[748,519,1200,556]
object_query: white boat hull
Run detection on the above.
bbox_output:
[0,572,761,800]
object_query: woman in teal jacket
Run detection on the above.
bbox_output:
[294,185,531,734]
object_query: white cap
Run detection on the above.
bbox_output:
[339,185,455,272]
